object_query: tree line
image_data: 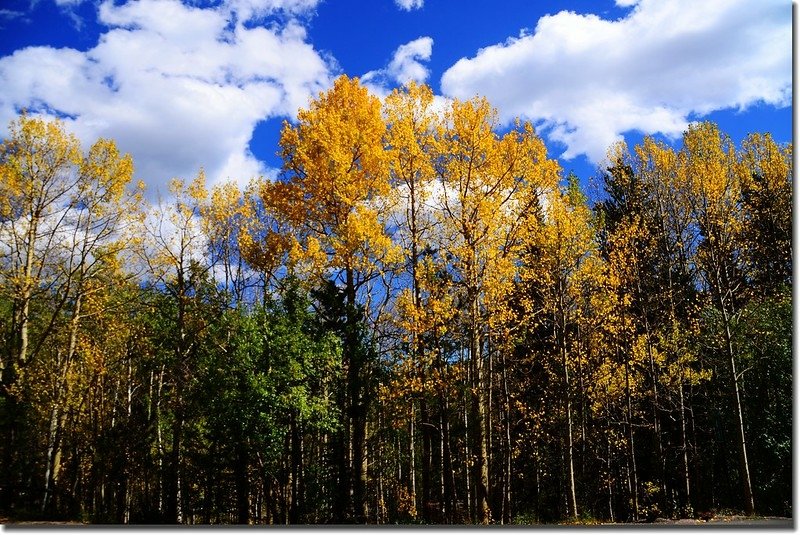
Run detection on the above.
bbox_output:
[0,76,791,524]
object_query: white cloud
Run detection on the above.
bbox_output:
[387,37,433,85]
[440,0,791,163]
[394,0,423,11]
[225,0,322,21]
[0,0,331,195]
[363,36,433,95]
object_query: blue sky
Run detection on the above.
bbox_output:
[0,0,792,198]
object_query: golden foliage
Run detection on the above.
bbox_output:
[278,75,398,280]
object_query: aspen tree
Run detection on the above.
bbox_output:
[631,136,702,515]
[41,137,140,512]
[0,115,82,393]
[738,133,792,294]
[0,116,141,513]
[523,175,598,521]
[384,81,440,519]
[278,75,398,522]
[681,122,753,515]
[141,172,213,523]
[433,97,557,523]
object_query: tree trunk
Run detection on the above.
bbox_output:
[345,266,367,522]
[420,400,432,520]
[165,408,183,524]
[501,350,512,525]
[235,438,250,524]
[710,236,754,516]
[721,305,754,515]
[463,352,472,521]
[42,395,63,514]
[624,358,639,521]
[289,414,302,523]
[43,286,83,513]
[678,373,692,514]
[470,290,490,524]
[564,355,578,520]
[409,406,417,517]
[606,430,615,523]
[558,290,578,521]
[333,409,348,522]
[643,324,667,512]
[15,214,39,372]
[154,365,165,517]
[441,400,456,523]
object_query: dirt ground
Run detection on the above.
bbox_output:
[0,515,86,526]
[603,515,793,528]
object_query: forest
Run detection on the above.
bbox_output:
[0,75,792,525]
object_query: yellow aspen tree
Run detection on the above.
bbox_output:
[583,238,628,522]
[242,179,295,299]
[41,136,140,512]
[522,176,597,521]
[49,265,142,522]
[384,81,439,518]
[600,143,667,518]
[629,136,704,516]
[0,115,82,394]
[277,75,398,522]
[432,96,558,523]
[738,133,792,294]
[141,171,211,523]
[600,209,651,521]
[0,116,142,514]
[196,180,261,306]
[680,121,753,515]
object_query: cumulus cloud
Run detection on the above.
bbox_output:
[0,0,331,195]
[363,36,433,94]
[387,37,433,85]
[395,0,423,11]
[440,0,791,163]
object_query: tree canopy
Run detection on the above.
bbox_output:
[0,82,791,524]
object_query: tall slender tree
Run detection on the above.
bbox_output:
[681,122,753,515]
[432,97,557,523]
[277,75,398,522]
